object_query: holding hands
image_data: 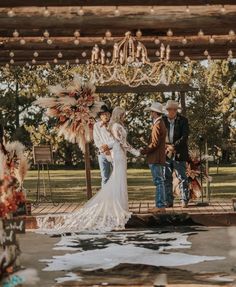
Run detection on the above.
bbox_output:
[100,144,111,156]
[166,144,175,159]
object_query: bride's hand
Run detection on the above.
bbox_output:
[105,150,111,156]
[133,149,141,157]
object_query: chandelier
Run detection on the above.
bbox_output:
[88,31,171,87]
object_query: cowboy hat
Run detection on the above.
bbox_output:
[144,102,164,114]
[97,104,112,116]
[165,100,179,110]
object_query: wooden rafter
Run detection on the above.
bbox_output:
[0,35,234,63]
[1,0,236,7]
[0,54,231,66]
[0,3,235,63]
[95,84,198,93]
[0,35,235,48]
[0,47,234,57]
[0,6,236,37]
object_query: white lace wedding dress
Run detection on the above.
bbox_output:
[37,123,139,234]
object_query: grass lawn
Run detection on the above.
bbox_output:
[24,165,236,203]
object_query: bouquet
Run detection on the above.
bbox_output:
[34,75,103,152]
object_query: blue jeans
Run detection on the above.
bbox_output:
[149,164,166,208]
[98,154,112,186]
[164,159,189,205]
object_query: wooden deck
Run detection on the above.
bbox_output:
[20,200,236,229]
[31,200,234,216]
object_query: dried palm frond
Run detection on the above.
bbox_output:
[34,74,102,152]
[0,151,6,180]
[14,157,29,184]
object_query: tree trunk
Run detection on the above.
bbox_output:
[15,79,20,128]
[221,112,231,163]
[84,143,92,199]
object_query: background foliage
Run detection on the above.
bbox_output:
[0,60,235,167]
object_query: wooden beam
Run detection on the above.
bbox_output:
[95,84,198,93]
[1,0,236,7]
[0,46,234,61]
[0,53,233,65]
[0,35,235,50]
[0,6,236,37]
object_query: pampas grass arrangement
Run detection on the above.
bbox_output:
[33,74,103,152]
[0,141,32,286]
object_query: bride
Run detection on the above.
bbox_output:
[37,107,140,234]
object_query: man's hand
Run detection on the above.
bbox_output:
[165,144,175,158]
[166,144,175,153]
[100,144,110,153]
[104,150,111,156]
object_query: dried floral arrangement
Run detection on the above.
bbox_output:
[173,150,212,200]
[34,75,103,152]
[0,141,37,286]
[0,141,28,218]
[186,150,212,200]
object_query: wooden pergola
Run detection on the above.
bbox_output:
[0,1,232,199]
[0,0,236,65]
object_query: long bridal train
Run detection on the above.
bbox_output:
[37,121,139,234]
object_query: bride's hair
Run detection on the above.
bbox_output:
[108,106,125,131]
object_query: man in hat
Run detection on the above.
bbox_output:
[93,105,114,186]
[163,100,189,208]
[141,102,167,213]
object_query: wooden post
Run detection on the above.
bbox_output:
[84,142,92,199]
[205,141,210,202]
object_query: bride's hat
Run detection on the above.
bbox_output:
[144,102,164,114]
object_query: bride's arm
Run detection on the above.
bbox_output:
[112,124,140,156]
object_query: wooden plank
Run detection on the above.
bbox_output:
[40,202,65,215]
[1,35,235,48]
[33,203,51,214]
[1,47,235,57]
[96,84,198,93]
[70,203,82,213]
[39,203,60,214]
[0,7,236,37]
[0,52,233,66]
[37,203,57,214]
[1,0,236,7]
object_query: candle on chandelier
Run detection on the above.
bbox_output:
[119,50,124,64]
[166,45,171,60]
[141,50,146,63]
[136,43,142,58]
[101,50,105,64]
[94,45,99,60]
[160,43,165,59]
[91,50,95,63]
[113,43,119,59]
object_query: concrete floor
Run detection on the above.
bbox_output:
[18,227,236,287]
